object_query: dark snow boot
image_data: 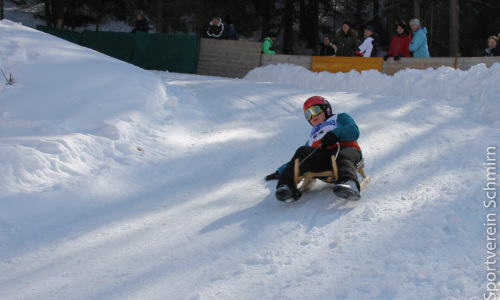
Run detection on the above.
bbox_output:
[333,180,361,201]
[276,185,302,203]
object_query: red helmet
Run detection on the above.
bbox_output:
[303,96,333,118]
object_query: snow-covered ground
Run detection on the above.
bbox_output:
[0,19,499,300]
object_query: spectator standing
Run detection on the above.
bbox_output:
[383,22,412,61]
[207,14,230,39]
[409,18,430,57]
[485,36,498,56]
[132,10,149,33]
[358,25,378,57]
[226,17,239,40]
[319,36,336,56]
[332,22,359,57]
[262,32,277,54]
[228,24,239,40]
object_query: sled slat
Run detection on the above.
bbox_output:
[294,155,370,192]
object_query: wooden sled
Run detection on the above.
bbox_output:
[293,156,371,193]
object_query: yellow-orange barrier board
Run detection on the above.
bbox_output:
[311,56,383,73]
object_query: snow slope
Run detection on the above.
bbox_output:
[0,20,499,300]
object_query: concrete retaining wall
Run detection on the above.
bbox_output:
[196,38,262,78]
[261,54,312,69]
[196,38,500,78]
[381,57,457,76]
[456,57,500,71]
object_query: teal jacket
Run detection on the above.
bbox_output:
[261,37,276,54]
[278,113,360,174]
[409,27,430,58]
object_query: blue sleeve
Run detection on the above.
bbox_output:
[331,113,359,141]
[409,31,425,52]
[277,163,287,175]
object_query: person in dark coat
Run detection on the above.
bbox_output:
[332,21,359,57]
[225,17,239,40]
[132,10,149,33]
[319,36,336,56]
[206,15,230,39]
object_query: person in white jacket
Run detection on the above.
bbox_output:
[358,25,379,57]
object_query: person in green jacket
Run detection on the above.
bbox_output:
[262,32,277,54]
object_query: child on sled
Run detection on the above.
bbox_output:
[265,96,363,202]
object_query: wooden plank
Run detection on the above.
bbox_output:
[311,56,383,73]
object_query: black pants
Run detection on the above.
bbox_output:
[277,146,361,191]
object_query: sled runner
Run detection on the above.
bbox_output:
[293,156,370,193]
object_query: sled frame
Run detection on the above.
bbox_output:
[293,156,370,193]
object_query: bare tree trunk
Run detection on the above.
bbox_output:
[94,0,101,31]
[156,0,164,33]
[283,0,294,54]
[387,0,395,34]
[67,0,76,30]
[413,0,420,19]
[332,0,337,34]
[373,0,380,31]
[309,0,319,52]
[193,0,206,36]
[299,0,307,38]
[44,0,52,27]
[449,0,459,56]
[354,0,363,27]
[260,0,272,40]
[52,0,65,29]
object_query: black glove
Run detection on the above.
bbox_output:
[321,132,339,148]
[394,54,401,61]
[383,54,390,61]
[265,171,279,181]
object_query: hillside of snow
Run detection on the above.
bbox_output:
[0,20,499,299]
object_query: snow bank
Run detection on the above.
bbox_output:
[245,63,500,126]
[0,20,176,195]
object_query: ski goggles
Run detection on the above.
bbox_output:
[304,105,323,120]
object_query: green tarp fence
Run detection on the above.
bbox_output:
[35,26,200,74]
[36,25,82,44]
[131,33,199,73]
[80,30,136,63]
